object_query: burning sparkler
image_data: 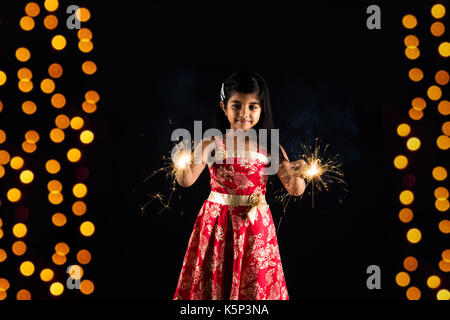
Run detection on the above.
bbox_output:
[275,138,347,233]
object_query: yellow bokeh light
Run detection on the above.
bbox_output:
[437,289,450,300]
[43,14,58,30]
[435,70,449,85]
[17,289,32,300]
[406,228,422,244]
[439,220,450,233]
[403,256,418,272]
[45,159,60,174]
[17,67,32,80]
[0,165,4,178]
[0,278,10,291]
[411,97,426,111]
[7,188,22,203]
[404,47,420,60]
[51,35,67,51]
[67,148,82,162]
[70,116,85,130]
[402,14,417,29]
[393,155,408,170]
[18,79,33,93]
[443,249,450,262]
[430,21,445,37]
[0,71,7,86]
[73,183,87,198]
[48,191,63,205]
[50,128,65,143]
[25,130,39,143]
[77,28,92,41]
[22,141,37,153]
[0,150,11,165]
[408,108,423,120]
[25,2,40,17]
[67,265,84,280]
[44,0,59,12]
[51,253,66,265]
[397,123,410,137]
[49,282,64,296]
[426,275,441,289]
[78,40,94,53]
[76,8,91,22]
[432,166,447,181]
[10,156,24,170]
[85,90,100,104]
[395,271,410,287]
[80,130,94,144]
[434,187,449,200]
[0,249,6,263]
[40,268,54,282]
[15,47,31,62]
[0,129,5,144]
[406,287,421,300]
[435,199,450,212]
[20,170,34,184]
[77,249,91,264]
[404,35,419,48]
[406,137,420,151]
[431,4,446,19]
[55,114,70,129]
[20,261,35,276]
[51,93,66,109]
[51,213,67,227]
[399,208,413,223]
[40,78,55,94]
[82,61,97,75]
[13,223,27,238]
[72,200,87,216]
[80,221,95,237]
[47,179,62,192]
[55,242,70,256]
[22,100,37,115]
[20,16,35,31]
[427,85,442,100]
[82,101,97,113]
[437,135,450,150]
[439,260,450,272]
[442,122,450,135]
[408,67,423,82]
[80,279,94,295]
[399,190,414,205]
[48,63,63,78]
[12,241,27,256]
[438,42,450,57]
[438,100,450,116]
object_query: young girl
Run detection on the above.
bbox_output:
[173,71,306,300]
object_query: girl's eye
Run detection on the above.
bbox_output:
[232,104,241,109]
[250,105,259,110]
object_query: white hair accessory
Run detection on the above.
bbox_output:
[220,83,225,101]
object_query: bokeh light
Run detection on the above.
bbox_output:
[435,70,449,85]
[49,282,64,296]
[51,35,67,51]
[80,221,95,237]
[399,190,414,205]
[395,271,410,287]
[438,42,450,57]
[406,228,422,243]
[19,261,35,276]
[397,123,411,136]
[15,47,31,62]
[51,213,67,227]
[430,21,445,37]
[399,208,414,223]
[403,256,418,271]
[431,4,446,19]
[427,85,442,100]
[432,166,447,181]
[402,14,417,29]
[438,100,450,116]
[406,137,421,151]
[426,275,441,289]
[439,220,450,233]
[406,286,421,300]
[394,155,408,169]
[45,159,60,174]
[40,268,54,282]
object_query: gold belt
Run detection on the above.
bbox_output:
[207,191,268,225]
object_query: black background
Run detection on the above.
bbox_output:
[0,0,447,303]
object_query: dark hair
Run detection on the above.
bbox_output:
[214,70,276,156]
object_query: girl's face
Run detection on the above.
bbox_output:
[220,92,262,131]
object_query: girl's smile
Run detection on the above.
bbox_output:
[220,92,261,131]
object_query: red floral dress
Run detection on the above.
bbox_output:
[173,136,289,300]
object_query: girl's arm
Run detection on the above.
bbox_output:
[175,138,215,188]
[277,145,306,197]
